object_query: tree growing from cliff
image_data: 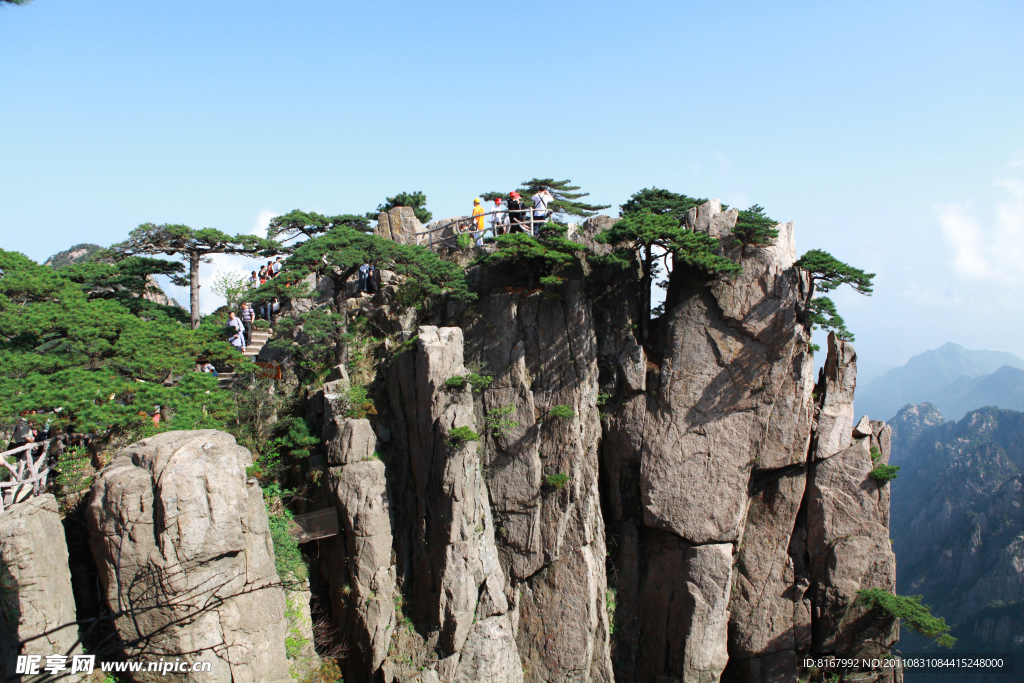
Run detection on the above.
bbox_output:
[474,221,585,276]
[268,210,370,245]
[732,204,780,251]
[856,588,955,647]
[595,208,741,338]
[794,249,875,342]
[366,191,432,224]
[619,187,706,223]
[257,222,472,307]
[109,224,278,329]
[482,178,610,220]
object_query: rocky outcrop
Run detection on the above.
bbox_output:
[386,326,522,683]
[87,430,290,682]
[597,202,820,682]
[807,419,898,658]
[375,206,424,245]
[308,199,898,683]
[0,495,80,682]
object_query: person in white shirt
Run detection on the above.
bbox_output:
[490,197,509,236]
[228,311,246,351]
[532,189,553,232]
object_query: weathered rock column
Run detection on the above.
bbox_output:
[87,430,290,683]
[387,326,522,683]
[321,416,396,680]
[0,494,81,682]
[461,280,614,683]
[598,203,819,683]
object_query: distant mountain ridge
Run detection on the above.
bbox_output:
[43,242,183,309]
[857,343,1024,421]
[43,243,103,269]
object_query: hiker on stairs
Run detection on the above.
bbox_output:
[228,311,246,352]
[240,303,254,345]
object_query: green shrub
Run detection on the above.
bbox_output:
[466,373,493,391]
[869,464,900,482]
[539,275,565,286]
[396,334,419,355]
[54,446,93,498]
[265,486,307,586]
[596,393,613,406]
[549,405,575,420]
[448,426,480,446]
[546,472,570,489]
[485,406,520,438]
[445,375,465,389]
[457,234,474,250]
[346,384,376,419]
[856,588,955,647]
[606,589,617,635]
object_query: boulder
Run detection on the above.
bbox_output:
[87,430,290,682]
[0,495,80,682]
[375,206,423,245]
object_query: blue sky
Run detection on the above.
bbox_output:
[2,0,1022,380]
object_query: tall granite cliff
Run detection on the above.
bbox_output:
[309,201,900,683]
[0,201,900,682]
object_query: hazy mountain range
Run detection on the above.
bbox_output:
[856,343,1024,422]
[889,403,1024,681]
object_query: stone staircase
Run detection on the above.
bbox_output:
[218,327,272,389]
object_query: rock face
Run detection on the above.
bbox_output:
[87,430,290,683]
[321,416,397,680]
[385,326,523,683]
[310,200,898,682]
[461,281,614,683]
[0,495,80,682]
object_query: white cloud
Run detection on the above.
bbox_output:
[252,209,276,237]
[937,169,1024,286]
[158,209,281,314]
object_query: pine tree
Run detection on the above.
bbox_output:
[366,191,432,224]
[619,187,706,223]
[256,221,473,307]
[268,210,370,245]
[732,204,780,251]
[595,188,742,338]
[483,178,610,220]
[109,224,278,329]
[0,250,241,437]
[794,249,875,342]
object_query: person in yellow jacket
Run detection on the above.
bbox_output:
[471,198,486,246]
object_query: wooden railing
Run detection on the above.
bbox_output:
[415,209,552,249]
[0,440,52,514]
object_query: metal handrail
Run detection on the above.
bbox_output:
[416,208,553,249]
